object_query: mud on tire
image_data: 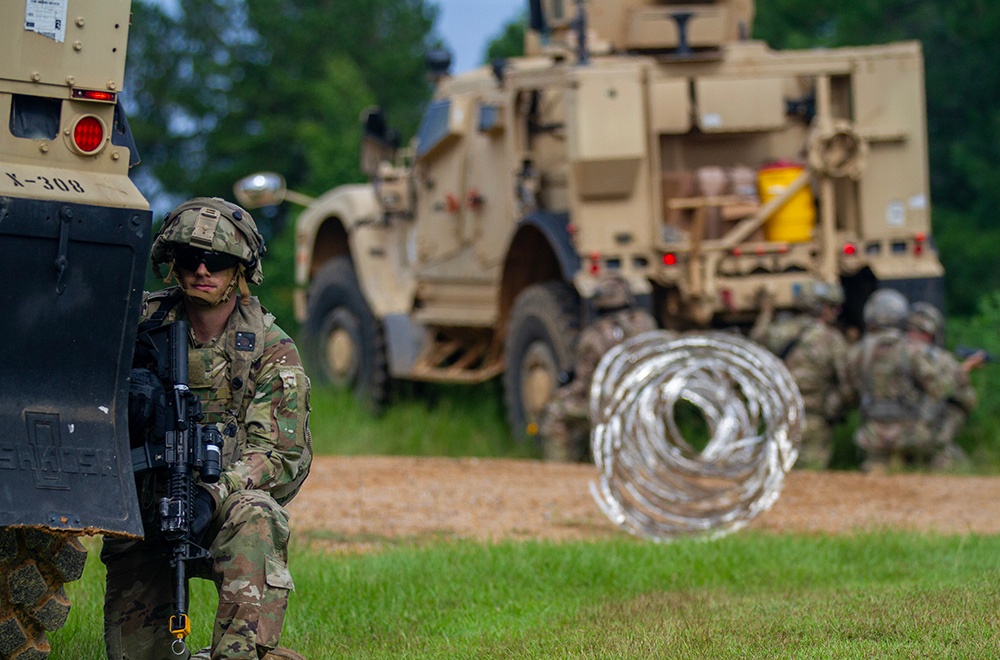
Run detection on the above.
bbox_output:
[503,281,580,441]
[0,528,87,660]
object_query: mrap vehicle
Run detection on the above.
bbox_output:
[236,0,943,438]
[0,1,149,657]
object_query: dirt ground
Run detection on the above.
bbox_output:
[289,456,1000,550]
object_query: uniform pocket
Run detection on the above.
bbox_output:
[265,553,295,592]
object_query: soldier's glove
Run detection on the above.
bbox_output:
[191,486,217,546]
[128,368,166,446]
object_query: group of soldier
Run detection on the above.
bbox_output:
[540,276,984,473]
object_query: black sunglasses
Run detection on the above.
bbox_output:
[173,247,241,273]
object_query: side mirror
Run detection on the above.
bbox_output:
[360,107,401,177]
[233,172,287,209]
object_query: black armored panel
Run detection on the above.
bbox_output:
[0,196,149,537]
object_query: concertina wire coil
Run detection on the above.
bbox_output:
[589,330,804,541]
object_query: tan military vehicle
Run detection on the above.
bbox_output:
[0,1,149,657]
[237,0,943,438]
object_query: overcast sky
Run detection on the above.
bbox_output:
[434,0,524,74]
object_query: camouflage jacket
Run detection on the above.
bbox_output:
[140,287,312,507]
[845,328,967,423]
[571,308,658,394]
[750,312,850,417]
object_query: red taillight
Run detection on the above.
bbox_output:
[71,89,117,103]
[73,116,104,153]
[663,253,677,266]
[843,243,857,256]
[914,232,926,256]
[589,251,601,275]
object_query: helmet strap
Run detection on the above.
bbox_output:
[237,267,251,305]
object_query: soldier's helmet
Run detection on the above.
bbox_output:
[592,276,631,310]
[908,301,944,338]
[862,288,909,329]
[150,197,266,285]
[796,280,845,312]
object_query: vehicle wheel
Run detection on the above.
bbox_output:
[0,528,87,660]
[304,256,389,411]
[503,281,580,441]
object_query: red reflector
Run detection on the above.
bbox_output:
[663,253,677,266]
[731,247,742,257]
[73,116,104,153]
[914,243,924,255]
[72,89,117,102]
[843,243,857,256]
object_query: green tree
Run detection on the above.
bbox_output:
[125,0,438,204]
[485,12,526,63]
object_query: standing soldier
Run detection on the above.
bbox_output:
[102,198,311,660]
[538,277,659,462]
[846,289,949,472]
[750,281,851,469]
[906,302,984,469]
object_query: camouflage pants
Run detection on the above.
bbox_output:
[854,420,937,468]
[538,386,590,462]
[793,412,833,470]
[102,490,294,660]
[929,405,970,469]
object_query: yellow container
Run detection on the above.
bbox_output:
[757,163,816,243]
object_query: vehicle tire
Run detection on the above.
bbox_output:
[0,528,87,660]
[304,256,389,412]
[503,281,580,441]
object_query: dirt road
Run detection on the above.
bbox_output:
[288,456,1000,550]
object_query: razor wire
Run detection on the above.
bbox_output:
[589,330,803,541]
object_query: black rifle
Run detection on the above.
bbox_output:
[131,320,222,655]
[955,346,995,363]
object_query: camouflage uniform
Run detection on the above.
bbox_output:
[847,292,977,471]
[750,284,850,469]
[539,307,658,461]
[845,326,954,468]
[920,343,977,468]
[906,302,977,469]
[103,199,311,660]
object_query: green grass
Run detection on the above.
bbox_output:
[308,381,538,459]
[45,292,1000,657]
[53,532,1000,658]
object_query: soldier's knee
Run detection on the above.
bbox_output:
[215,490,290,554]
